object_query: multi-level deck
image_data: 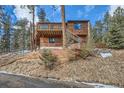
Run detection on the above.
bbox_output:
[36,20,89,48]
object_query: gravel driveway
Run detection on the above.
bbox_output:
[0,73,93,88]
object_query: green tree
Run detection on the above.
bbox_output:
[108,7,124,49]
[102,11,111,44]
[0,6,4,53]
[38,8,48,22]
[92,20,103,43]
[12,28,20,51]
[0,6,16,53]
[12,18,29,52]
[21,5,36,50]
[103,11,111,32]
[0,12,11,53]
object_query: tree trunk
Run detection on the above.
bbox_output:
[61,5,66,48]
[32,6,35,50]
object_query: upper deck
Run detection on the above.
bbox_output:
[36,22,62,37]
[36,20,89,36]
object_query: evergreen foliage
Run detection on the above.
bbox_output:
[38,8,48,22]
[108,7,124,49]
[92,7,124,49]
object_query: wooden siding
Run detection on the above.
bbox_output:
[39,36,62,47]
[67,21,88,35]
[36,21,89,47]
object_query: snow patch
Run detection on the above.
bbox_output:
[100,52,112,58]
[81,82,118,88]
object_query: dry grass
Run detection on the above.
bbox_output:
[0,49,124,87]
[48,56,124,87]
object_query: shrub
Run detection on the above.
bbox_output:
[79,45,94,59]
[80,48,90,59]
[68,45,94,61]
[41,49,58,70]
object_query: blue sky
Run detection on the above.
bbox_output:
[2,5,120,26]
[39,5,109,25]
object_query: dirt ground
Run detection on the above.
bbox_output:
[0,49,124,87]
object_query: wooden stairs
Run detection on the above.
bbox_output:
[66,30,81,48]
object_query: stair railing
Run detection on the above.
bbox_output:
[66,30,81,48]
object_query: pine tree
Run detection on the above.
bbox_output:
[12,18,29,53]
[21,5,36,50]
[1,14,11,53]
[0,6,16,53]
[38,8,47,22]
[92,20,103,43]
[103,11,111,32]
[12,26,21,51]
[108,7,124,49]
[0,6,4,53]
[102,11,111,44]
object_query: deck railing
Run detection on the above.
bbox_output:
[37,24,62,31]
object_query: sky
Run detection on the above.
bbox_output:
[3,5,124,26]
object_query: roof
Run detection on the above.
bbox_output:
[37,20,89,24]
[67,20,89,22]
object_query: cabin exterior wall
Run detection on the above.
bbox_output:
[36,20,89,47]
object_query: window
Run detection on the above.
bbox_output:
[39,24,48,30]
[74,23,82,30]
[49,38,55,43]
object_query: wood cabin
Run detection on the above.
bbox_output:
[36,20,90,48]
